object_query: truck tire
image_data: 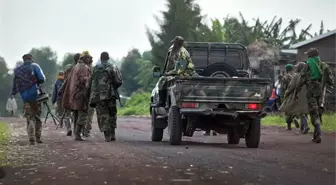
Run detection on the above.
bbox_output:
[168,106,182,145]
[245,118,261,148]
[151,108,164,142]
[202,63,239,77]
[227,128,240,144]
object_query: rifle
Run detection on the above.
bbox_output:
[114,88,123,107]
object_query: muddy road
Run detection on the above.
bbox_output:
[0,116,335,185]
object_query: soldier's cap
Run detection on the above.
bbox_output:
[304,48,319,57]
[80,51,91,58]
[58,71,64,75]
[285,64,293,70]
[22,54,33,60]
[170,36,184,44]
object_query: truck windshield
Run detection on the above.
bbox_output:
[189,48,242,69]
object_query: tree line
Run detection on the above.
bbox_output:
[0,0,330,116]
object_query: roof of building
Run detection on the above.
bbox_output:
[290,29,336,49]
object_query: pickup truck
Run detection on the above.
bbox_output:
[150,42,272,148]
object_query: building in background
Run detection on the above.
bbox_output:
[290,29,336,111]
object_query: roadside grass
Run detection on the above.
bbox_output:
[0,122,10,165]
[117,92,151,116]
[262,113,336,132]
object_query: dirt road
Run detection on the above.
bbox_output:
[0,116,335,185]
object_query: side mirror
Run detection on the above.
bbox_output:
[152,66,161,78]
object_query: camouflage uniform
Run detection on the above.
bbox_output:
[155,36,197,107]
[89,52,122,142]
[83,107,94,137]
[295,48,323,143]
[280,64,300,130]
[24,102,43,143]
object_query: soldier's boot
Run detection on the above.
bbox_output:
[29,140,36,145]
[83,129,90,137]
[75,125,85,141]
[286,123,292,130]
[36,138,43,144]
[153,90,167,107]
[302,122,310,135]
[312,124,322,143]
[66,130,72,136]
[104,131,111,142]
[111,128,116,141]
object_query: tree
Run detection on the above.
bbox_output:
[147,0,209,68]
[119,49,142,96]
[61,53,75,68]
[0,56,14,116]
[135,51,158,92]
[29,46,58,94]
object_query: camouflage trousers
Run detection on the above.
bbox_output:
[56,100,64,118]
[62,109,72,133]
[96,100,117,132]
[73,110,88,128]
[85,107,95,132]
[306,81,322,126]
[24,102,42,142]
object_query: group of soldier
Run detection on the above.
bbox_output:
[12,51,122,145]
[279,48,334,144]
[11,35,332,145]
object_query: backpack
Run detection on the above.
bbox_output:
[319,61,334,87]
[91,63,122,102]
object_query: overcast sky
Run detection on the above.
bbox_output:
[0,0,335,68]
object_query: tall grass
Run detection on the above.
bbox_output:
[117,92,151,116]
[0,122,9,165]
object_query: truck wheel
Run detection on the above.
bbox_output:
[168,106,182,145]
[151,108,164,142]
[245,118,261,148]
[227,128,240,144]
[202,63,239,77]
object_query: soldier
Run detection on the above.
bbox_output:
[52,71,65,118]
[11,54,46,145]
[280,62,310,134]
[59,53,81,136]
[89,52,122,142]
[153,36,197,107]
[280,64,299,130]
[295,48,323,143]
[62,51,92,141]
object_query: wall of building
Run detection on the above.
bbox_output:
[296,34,336,64]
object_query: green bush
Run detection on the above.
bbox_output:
[118,92,151,116]
[262,113,336,132]
[0,122,9,165]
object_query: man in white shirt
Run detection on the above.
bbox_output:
[6,95,18,117]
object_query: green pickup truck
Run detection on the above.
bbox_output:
[150,42,272,148]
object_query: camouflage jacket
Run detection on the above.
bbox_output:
[89,62,122,106]
[166,47,196,76]
[295,64,321,98]
[280,72,294,100]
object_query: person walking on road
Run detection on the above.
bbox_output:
[11,54,46,145]
[89,52,122,142]
[6,95,17,117]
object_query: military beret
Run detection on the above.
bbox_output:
[285,64,293,70]
[304,48,319,57]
